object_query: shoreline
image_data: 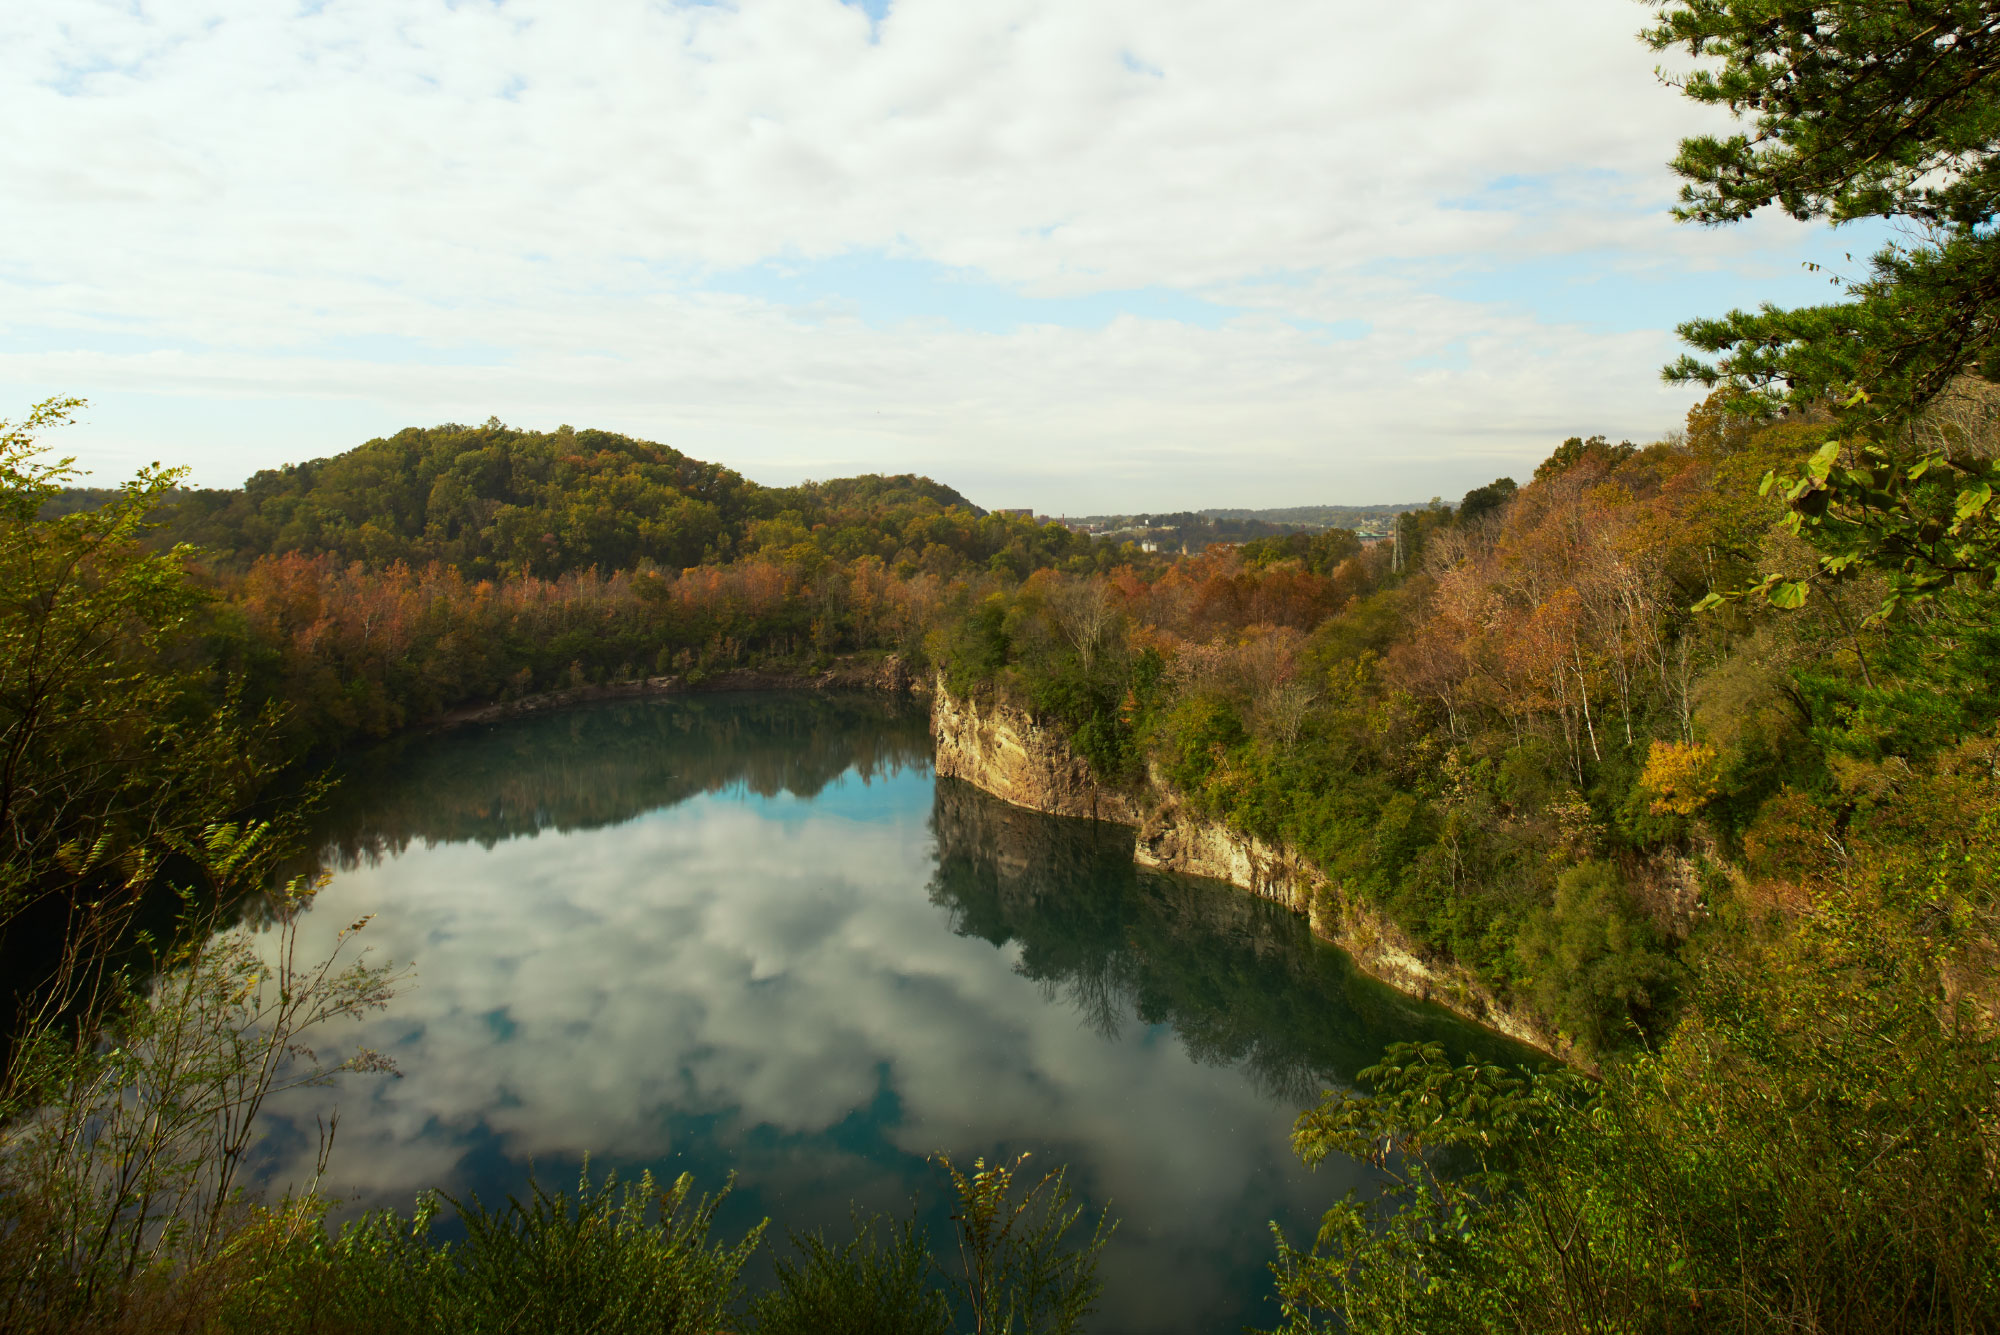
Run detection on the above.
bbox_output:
[407,660,1566,1061]
[424,654,924,731]
[929,679,1573,1062]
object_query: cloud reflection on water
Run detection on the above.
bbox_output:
[254,694,1507,1333]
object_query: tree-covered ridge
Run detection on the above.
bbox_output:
[129,418,1115,583]
[158,420,766,575]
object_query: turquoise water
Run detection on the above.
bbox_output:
[256,692,1511,1333]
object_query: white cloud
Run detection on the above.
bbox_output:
[1,0,1850,507]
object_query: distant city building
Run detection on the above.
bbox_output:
[992,507,1036,519]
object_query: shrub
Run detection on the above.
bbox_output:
[748,1214,950,1335]
[238,1169,761,1335]
[1514,861,1675,1051]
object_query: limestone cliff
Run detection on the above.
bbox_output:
[930,679,1567,1059]
[930,682,1143,825]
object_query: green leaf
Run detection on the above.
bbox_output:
[1766,580,1809,609]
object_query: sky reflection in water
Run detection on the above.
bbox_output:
[255,693,1510,1334]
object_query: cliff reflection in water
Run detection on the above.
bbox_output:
[257,692,1519,1333]
[311,691,933,867]
[928,778,1512,1101]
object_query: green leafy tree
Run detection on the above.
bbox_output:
[1,398,284,1077]
[1696,424,2000,621]
[1647,4,2000,617]
[1652,0,2000,409]
[1649,2,2000,229]
[1269,904,2000,1333]
[1,873,401,1334]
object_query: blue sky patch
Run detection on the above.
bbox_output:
[841,0,891,23]
[1412,219,1895,334]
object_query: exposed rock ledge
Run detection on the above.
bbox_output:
[932,680,1569,1061]
[930,681,1143,826]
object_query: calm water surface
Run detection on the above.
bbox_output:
[256,692,1512,1333]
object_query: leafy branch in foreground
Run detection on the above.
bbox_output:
[0,396,211,898]
[1693,395,2000,623]
[1266,1044,1591,1334]
[1643,6,2000,625]
[1645,2,2000,414]
[1644,2,2000,231]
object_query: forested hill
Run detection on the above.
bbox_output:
[78,420,1042,580]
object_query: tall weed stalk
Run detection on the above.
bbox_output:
[0,844,401,1334]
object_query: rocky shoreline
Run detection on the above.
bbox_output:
[931,680,1570,1060]
[426,661,1567,1058]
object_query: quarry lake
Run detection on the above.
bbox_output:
[256,691,1508,1333]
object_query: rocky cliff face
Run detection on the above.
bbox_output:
[930,683,1143,825]
[930,679,1568,1059]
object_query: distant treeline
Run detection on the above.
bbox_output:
[50,419,1126,583]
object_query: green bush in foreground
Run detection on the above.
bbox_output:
[224,1169,759,1335]
[752,1154,1111,1335]
[217,1153,1110,1335]
[1267,881,2000,1335]
[749,1213,951,1335]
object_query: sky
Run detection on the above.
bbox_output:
[2,0,1873,512]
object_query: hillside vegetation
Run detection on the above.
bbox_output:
[34,421,1138,754]
[130,418,1100,580]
